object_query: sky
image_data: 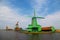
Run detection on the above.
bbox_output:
[0,0,60,29]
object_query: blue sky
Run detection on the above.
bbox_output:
[0,0,60,29]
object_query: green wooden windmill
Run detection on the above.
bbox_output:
[27,10,44,32]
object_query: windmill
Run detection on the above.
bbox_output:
[27,9,44,32]
[15,21,20,31]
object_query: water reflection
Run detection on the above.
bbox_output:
[27,33,55,40]
[28,34,40,40]
[0,31,60,40]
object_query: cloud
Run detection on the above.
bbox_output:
[37,11,60,29]
[0,0,31,29]
[32,0,47,8]
[0,6,18,29]
[0,6,31,29]
[31,0,48,14]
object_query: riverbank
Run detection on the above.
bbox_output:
[22,29,60,34]
[55,29,60,33]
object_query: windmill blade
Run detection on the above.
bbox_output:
[36,17,45,19]
[27,16,32,17]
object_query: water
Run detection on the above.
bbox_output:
[0,31,60,40]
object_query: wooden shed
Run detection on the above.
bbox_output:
[42,27,52,31]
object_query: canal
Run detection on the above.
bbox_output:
[0,31,60,40]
